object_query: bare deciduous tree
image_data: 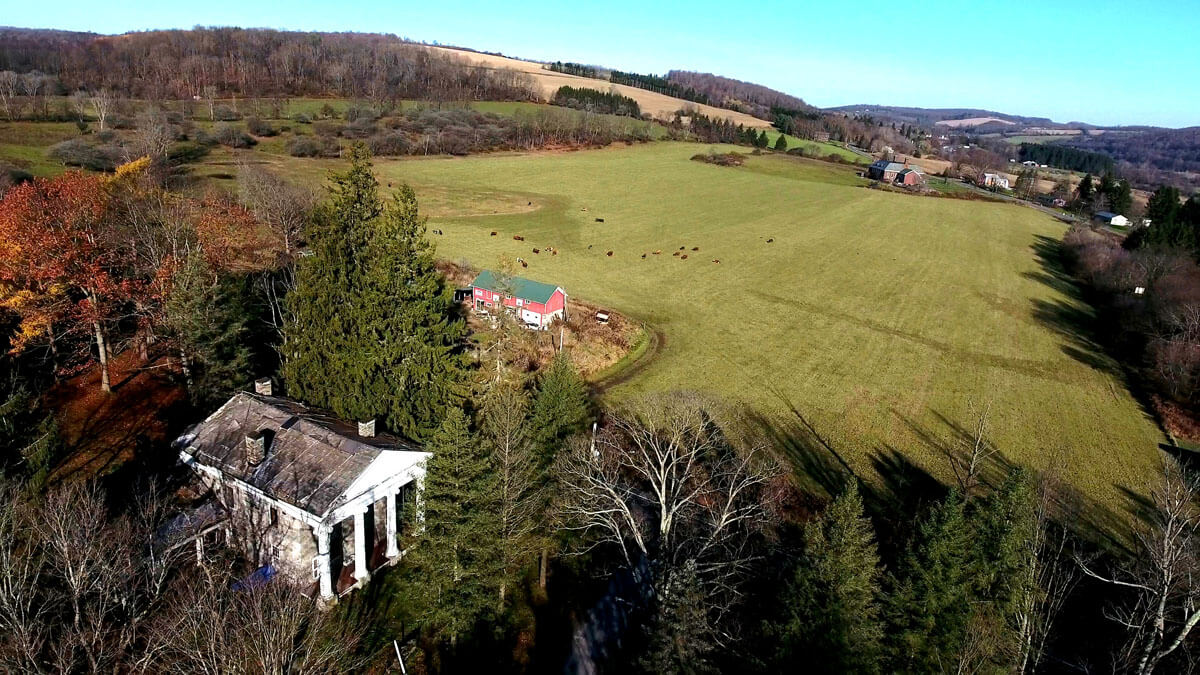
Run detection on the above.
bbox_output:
[88,88,114,131]
[236,163,315,258]
[556,393,779,634]
[0,71,20,120]
[948,399,998,499]
[1078,460,1200,674]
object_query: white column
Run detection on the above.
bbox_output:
[353,510,369,582]
[194,536,204,563]
[385,492,399,558]
[314,525,333,601]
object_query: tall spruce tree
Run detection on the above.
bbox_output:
[283,144,466,439]
[404,407,500,643]
[884,492,975,672]
[529,351,590,469]
[773,134,788,151]
[479,382,541,607]
[1077,173,1094,205]
[163,253,254,406]
[775,481,884,674]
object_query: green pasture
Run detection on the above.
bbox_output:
[255,142,1162,519]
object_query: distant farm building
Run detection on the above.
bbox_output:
[469,270,567,330]
[980,172,1010,190]
[868,159,924,185]
[1093,211,1129,227]
[173,380,427,602]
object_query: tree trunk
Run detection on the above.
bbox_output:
[539,549,548,590]
[179,348,194,392]
[94,320,111,393]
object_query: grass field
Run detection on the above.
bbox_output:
[245,142,1164,518]
[761,130,866,163]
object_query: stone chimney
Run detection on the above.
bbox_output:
[903,158,909,168]
[358,418,376,438]
[245,431,266,466]
[254,377,273,396]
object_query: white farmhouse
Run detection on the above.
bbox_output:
[173,378,427,602]
[979,172,1010,190]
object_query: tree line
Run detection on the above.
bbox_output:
[550,86,642,118]
[608,70,712,106]
[0,27,539,104]
[1018,142,1114,175]
[665,70,809,121]
[545,61,600,79]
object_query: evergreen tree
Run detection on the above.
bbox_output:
[757,130,769,148]
[969,468,1038,668]
[163,253,254,406]
[773,134,788,151]
[1076,173,1094,205]
[404,408,500,643]
[479,382,541,607]
[638,561,718,675]
[283,145,466,439]
[884,492,975,672]
[1107,178,1133,215]
[775,481,884,674]
[529,351,590,469]
[1146,185,1182,227]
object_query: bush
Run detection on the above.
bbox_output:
[246,117,278,137]
[292,113,312,124]
[48,139,122,171]
[691,151,745,167]
[286,135,340,158]
[212,105,242,121]
[168,141,211,165]
[95,129,119,143]
[341,118,378,139]
[313,121,344,137]
[214,124,256,148]
[344,105,375,123]
[367,132,412,156]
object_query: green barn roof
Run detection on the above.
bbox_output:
[470,270,562,304]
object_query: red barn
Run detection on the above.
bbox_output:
[469,270,567,330]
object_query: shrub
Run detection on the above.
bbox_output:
[344,105,375,122]
[367,132,412,156]
[48,139,122,171]
[286,135,340,158]
[341,118,378,139]
[292,113,312,124]
[246,117,278,137]
[168,141,211,165]
[212,105,242,121]
[95,129,119,143]
[318,103,339,120]
[691,151,745,167]
[313,121,344,137]
[214,124,256,148]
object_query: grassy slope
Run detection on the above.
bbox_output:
[761,129,866,163]
[265,142,1162,514]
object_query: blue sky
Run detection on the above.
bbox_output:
[6,0,1197,127]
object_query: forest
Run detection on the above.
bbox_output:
[1018,142,1114,175]
[0,27,539,103]
[550,86,642,118]
[665,70,810,121]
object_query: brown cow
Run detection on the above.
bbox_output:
[606,251,614,257]
[521,260,528,268]
[681,254,689,260]
[672,251,680,257]
[490,231,498,236]
[514,235,525,241]
[691,246,699,251]
[767,238,774,243]
[533,248,540,254]
[653,250,661,255]
[712,259,720,264]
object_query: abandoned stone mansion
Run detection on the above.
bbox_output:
[171,378,428,601]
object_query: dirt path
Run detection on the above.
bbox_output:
[589,324,665,394]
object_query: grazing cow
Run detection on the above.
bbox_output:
[767,238,774,243]
[596,218,605,223]
[606,251,613,257]
[653,250,661,255]
[433,229,443,235]
[641,253,647,258]
[517,257,525,263]
[521,261,528,268]
[527,201,532,205]
[533,248,540,254]
[490,231,497,236]
[712,259,720,264]
[552,249,558,256]
[588,245,593,249]
[672,251,680,257]
[681,254,688,260]
[514,235,525,241]
[679,246,685,250]
[691,246,699,251]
